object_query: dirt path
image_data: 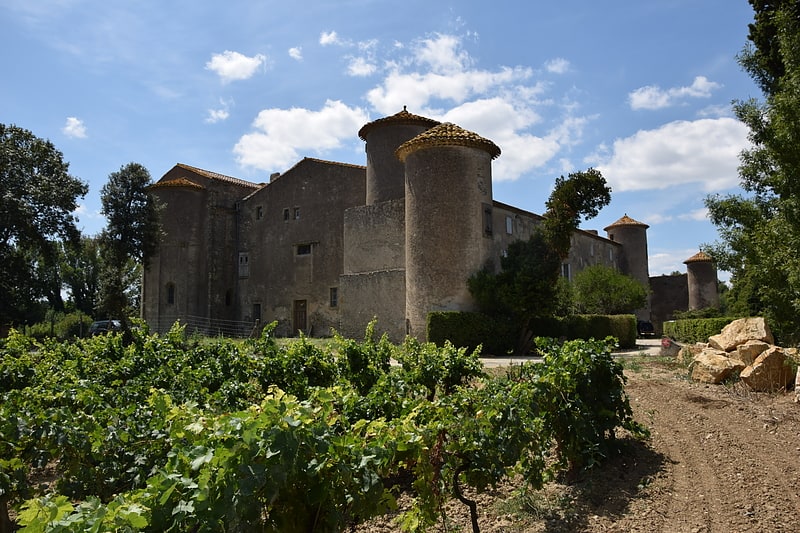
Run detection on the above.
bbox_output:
[614,365,800,533]
[359,356,800,532]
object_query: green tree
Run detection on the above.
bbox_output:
[97,163,160,328]
[469,168,611,353]
[62,236,102,316]
[571,264,648,315]
[0,124,88,325]
[704,0,800,342]
[543,168,612,258]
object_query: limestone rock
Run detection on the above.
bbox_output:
[732,340,770,366]
[739,346,795,392]
[795,366,800,403]
[708,318,774,352]
[678,343,706,365]
[691,350,746,384]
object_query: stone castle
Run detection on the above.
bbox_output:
[142,108,718,341]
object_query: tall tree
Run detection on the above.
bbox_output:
[0,124,88,325]
[543,168,612,258]
[705,0,800,342]
[97,163,160,327]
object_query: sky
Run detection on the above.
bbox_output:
[1,0,762,281]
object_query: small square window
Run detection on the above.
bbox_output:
[297,243,312,255]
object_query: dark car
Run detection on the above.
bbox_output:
[89,320,122,335]
[637,320,655,337]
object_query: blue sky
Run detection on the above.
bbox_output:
[1,0,760,280]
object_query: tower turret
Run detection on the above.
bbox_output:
[358,107,439,205]
[397,122,501,339]
[684,251,719,310]
[604,214,651,321]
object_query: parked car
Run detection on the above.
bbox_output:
[89,320,122,335]
[637,320,655,337]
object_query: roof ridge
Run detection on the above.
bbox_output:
[176,163,262,188]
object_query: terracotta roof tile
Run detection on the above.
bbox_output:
[176,163,262,189]
[358,107,440,140]
[149,177,206,191]
[395,122,501,161]
[603,214,649,231]
[684,251,714,264]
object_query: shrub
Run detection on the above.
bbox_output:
[561,314,637,349]
[426,311,516,355]
[663,317,738,343]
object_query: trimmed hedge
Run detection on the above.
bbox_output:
[662,317,739,344]
[426,311,515,355]
[427,312,638,354]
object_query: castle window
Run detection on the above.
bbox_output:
[256,206,264,220]
[561,263,571,280]
[330,287,338,308]
[166,283,175,305]
[225,289,232,307]
[283,208,290,221]
[505,215,513,235]
[239,252,249,277]
[483,204,493,237]
[293,207,301,220]
[297,243,312,255]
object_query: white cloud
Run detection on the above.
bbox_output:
[62,117,87,139]
[414,34,471,74]
[319,31,341,46]
[347,56,376,77]
[288,47,303,61]
[629,76,722,110]
[545,58,570,74]
[233,100,369,171]
[678,207,710,222]
[205,50,266,83]
[595,117,749,192]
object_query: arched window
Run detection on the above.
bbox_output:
[166,283,176,305]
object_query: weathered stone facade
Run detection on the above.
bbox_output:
[143,109,714,341]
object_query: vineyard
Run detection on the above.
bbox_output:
[0,321,646,532]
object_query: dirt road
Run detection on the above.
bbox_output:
[361,353,800,532]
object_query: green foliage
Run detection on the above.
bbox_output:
[396,338,486,400]
[26,311,93,341]
[333,319,393,395]
[426,311,516,355]
[572,265,648,315]
[0,124,88,325]
[532,337,649,473]
[2,327,646,532]
[663,317,739,343]
[543,168,612,258]
[705,1,800,343]
[97,162,160,330]
[560,315,638,349]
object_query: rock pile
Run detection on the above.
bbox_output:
[673,317,799,393]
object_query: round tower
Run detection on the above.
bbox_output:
[397,123,501,339]
[604,214,651,320]
[358,107,440,205]
[684,251,719,310]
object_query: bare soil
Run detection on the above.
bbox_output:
[359,356,800,532]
